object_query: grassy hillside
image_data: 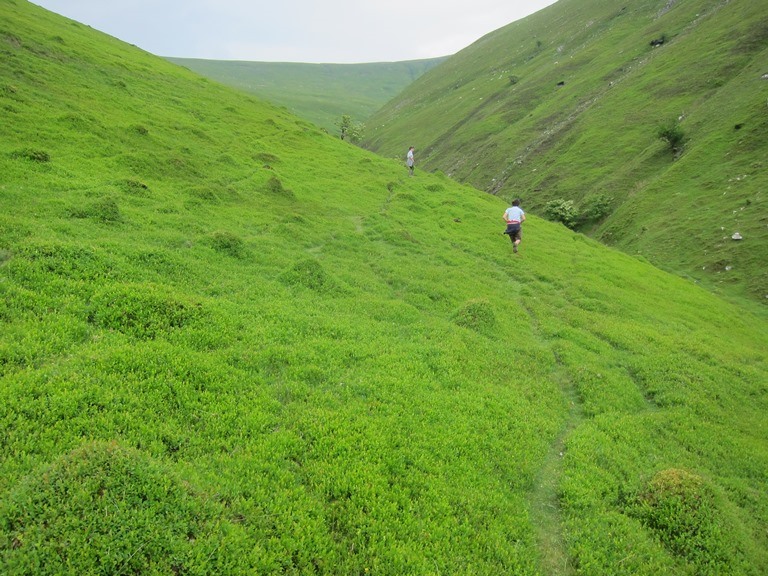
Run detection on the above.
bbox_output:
[1,1,767,574]
[166,57,446,133]
[363,0,768,306]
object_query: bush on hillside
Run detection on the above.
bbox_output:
[67,197,123,223]
[88,282,203,338]
[336,114,365,143]
[657,120,686,157]
[0,441,225,574]
[16,242,108,282]
[451,299,496,334]
[207,230,246,258]
[279,258,339,293]
[544,198,578,229]
[625,468,739,572]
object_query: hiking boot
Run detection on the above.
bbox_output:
[513,245,518,253]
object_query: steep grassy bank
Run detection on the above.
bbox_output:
[1,1,767,574]
[363,0,768,306]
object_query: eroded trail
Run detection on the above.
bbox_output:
[522,302,583,576]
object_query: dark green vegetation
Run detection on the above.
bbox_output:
[167,57,446,134]
[1,1,767,574]
[363,0,768,305]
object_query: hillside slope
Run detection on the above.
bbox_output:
[1,1,767,574]
[363,0,768,305]
[167,57,446,133]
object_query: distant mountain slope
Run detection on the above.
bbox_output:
[363,0,768,305]
[1,2,767,574]
[167,56,446,133]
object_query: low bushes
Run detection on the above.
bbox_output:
[625,468,740,572]
[87,283,203,339]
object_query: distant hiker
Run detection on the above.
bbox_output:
[503,199,526,253]
[406,146,415,176]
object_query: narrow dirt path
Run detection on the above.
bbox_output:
[529,369,581,576]
[521,303,583,576]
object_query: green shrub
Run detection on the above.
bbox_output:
[15,242,108,282]
[208,230,245,258]
[657,120,686,157]
[627,468,737,572]
[544,198,577,229]
[188,186,221,203]
[88,283,202,338]
[279,258,338,293]
[451,299,496,334]
[0,441,224,574]
[68,197,122,223]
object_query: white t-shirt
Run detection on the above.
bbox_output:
[504,206,524,223]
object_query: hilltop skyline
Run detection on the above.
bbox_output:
[31,0,558,63]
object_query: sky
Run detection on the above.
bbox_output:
[31,0,558,64]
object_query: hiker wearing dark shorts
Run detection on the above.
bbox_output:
[503,199,525,253]
[406,146,415,176]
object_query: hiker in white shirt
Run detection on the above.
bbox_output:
[503,199,526,253]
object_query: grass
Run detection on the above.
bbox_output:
[0,1,767,574]
[362,0,768,306]
[166,57,446,134]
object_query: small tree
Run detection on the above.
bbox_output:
[347,120,365,144]
[336,114,352,140]
[657,119,686,157]
[336,114,365,143]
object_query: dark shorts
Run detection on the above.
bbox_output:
[504,223,522,241]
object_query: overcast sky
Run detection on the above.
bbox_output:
[31,0,558,64]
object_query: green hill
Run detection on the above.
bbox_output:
[166,57,446,133]
[1,1,767,574]
[363,0,768,306]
